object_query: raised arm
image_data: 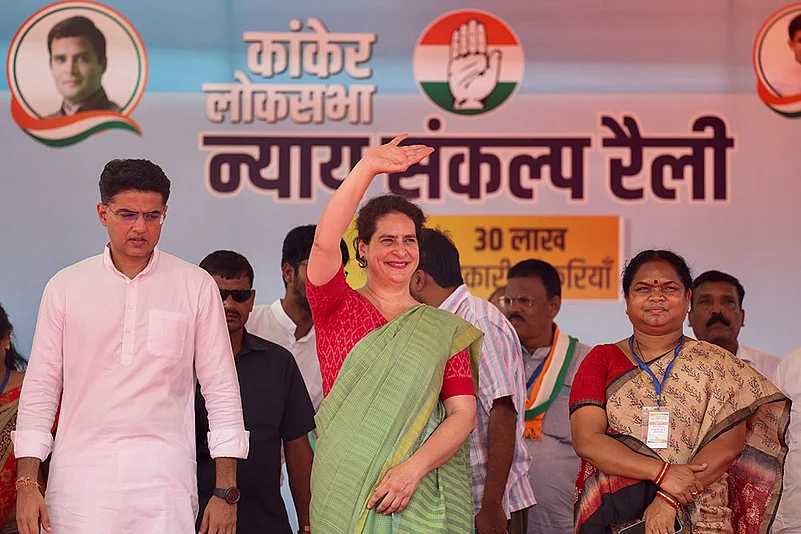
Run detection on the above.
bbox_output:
[307,134,434,286]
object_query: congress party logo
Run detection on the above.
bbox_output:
[413,10,524,116]
[754,3,801,117]
[6,1,148,147]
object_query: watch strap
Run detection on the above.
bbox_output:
[212,487,239,504]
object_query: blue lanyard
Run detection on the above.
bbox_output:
[0,368,10,394]
[627,335,684,407]
[526,357,548,389]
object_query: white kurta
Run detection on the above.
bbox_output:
[772,348,801,534]
[736,344,781,381]
[12,247,249,534]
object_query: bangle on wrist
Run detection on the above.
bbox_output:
[653,462,671,486]
[656,490,679,510]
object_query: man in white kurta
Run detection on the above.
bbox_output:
[12,159,248,534]
[772,348,801,534]
[688,270,780,378]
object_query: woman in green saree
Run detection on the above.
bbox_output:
[306,135,483,533]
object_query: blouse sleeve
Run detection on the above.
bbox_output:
[306,265,350,325]
[440,348,475,400]
[568,345,611,415]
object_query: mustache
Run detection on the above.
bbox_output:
[706,312,731,328]
[224,309,241,319]
[508,313,525,322]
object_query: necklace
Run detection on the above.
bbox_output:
[634,336,682,362]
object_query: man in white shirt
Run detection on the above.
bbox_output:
[12,159,249,534]
[773,348,801,534]
[246,225,349,411]
[772,14,801,97]
[688,270,780,379]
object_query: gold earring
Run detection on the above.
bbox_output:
[3,342,8,350]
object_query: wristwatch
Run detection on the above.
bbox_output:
[213,487,241,504]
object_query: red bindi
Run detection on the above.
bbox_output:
[653,279,659,285]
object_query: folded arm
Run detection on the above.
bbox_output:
[571,405,705,504]
[691,421,746,488]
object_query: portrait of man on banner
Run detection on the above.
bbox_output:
[6,1,148,147]
[771,13,801,96]
[754,5,801,105]
[45,15,121,117]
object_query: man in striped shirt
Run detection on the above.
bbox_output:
[411,229,535,534]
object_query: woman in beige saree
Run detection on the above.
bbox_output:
[570,251,789,534]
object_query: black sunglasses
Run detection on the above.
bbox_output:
[219,289,252,302]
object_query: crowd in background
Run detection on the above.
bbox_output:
[0,140,797,534]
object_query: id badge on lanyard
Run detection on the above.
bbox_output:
[642,406,671,449]
[629,335,684,450]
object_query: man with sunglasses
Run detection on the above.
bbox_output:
[500,259,591,534]
[198,250,315,534]
[12,159,248,534]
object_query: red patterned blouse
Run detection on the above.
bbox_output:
[307,267,475,400]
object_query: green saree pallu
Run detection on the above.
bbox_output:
[311,304,483,533]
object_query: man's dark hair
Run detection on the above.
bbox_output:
[417,228,464,288]
[281,225,350,269]
[621,250,692,296]
[99,159,171,205]
[199,250,255,288]
[0,303,26,372]
[692,270,745,307]
[789,13,801,40]
[48,16,107,66]
[281,225,350,287]
[355,194,426,268]
[507,259,562,299]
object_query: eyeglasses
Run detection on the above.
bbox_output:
[219,289,253,302]
[498,295,538,309]
[105,205,165,225]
